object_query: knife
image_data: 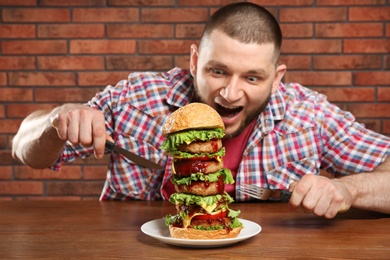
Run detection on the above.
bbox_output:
[50,116,163,169]
[105,140,164,170]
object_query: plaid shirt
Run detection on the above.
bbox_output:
[52,68,390,201]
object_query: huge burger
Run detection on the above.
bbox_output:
[161,103,243,239]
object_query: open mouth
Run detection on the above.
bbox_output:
[215,104,243,118]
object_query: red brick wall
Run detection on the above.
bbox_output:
[1,0,389,200]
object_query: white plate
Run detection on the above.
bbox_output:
[141,218,262,248]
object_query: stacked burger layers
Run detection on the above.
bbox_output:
[161,103,242,239]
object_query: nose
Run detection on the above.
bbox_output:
[219,76,243,102]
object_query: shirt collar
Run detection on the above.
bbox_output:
[258,84,286,135]
[165,68,194,108]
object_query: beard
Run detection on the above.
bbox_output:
[192,77,272,139]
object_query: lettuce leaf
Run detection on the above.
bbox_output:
[161,128,224,152]
[171,168,234,186]
[169,192,234,207]
[228,208,241,219]
[192,225,224,230]
[230,217,243,228]
[171,147,225,159]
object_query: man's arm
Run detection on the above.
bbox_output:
[12,104,107,169]
[288,157,390,218]
[339,157,390,213]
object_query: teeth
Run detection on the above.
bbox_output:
[218,104,240,110]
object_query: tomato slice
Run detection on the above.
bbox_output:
[192,210,227,220]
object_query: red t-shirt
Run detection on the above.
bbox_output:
[223,120,257,198]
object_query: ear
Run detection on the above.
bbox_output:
[190,44,199,77]
[271,64,287,94]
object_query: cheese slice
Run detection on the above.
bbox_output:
[171,160,176,175]
[182,209,223,228]
[199,201,218,214]
[182,212,202,228]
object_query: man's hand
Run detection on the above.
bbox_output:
[50,104,107,159]
[288,175,353,219]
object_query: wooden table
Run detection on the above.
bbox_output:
[0,200,389,259]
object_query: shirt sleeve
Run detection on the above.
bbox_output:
[50,80,127,171]
[318,96,390,176]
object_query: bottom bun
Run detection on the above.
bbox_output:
[169,225,242,240]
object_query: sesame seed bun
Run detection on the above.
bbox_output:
[162,103,224,136]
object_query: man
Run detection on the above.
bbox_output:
[12,2,390,218]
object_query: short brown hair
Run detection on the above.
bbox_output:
[200,2,282,61]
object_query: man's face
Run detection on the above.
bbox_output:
[190,30,286,138]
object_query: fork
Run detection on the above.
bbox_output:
[237,183,292,201]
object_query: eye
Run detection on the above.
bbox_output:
[210,68,224,76]
[247,76,259,83]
